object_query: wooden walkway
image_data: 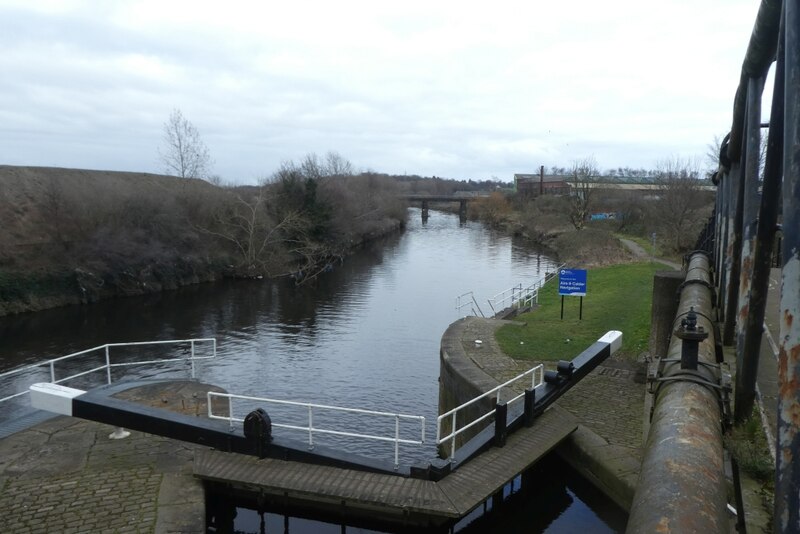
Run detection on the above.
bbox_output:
[194,405,578,526]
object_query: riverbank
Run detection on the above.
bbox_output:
[0,218,404,317]
[0,164,407,317]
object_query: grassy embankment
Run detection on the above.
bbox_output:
[496,261,663,362]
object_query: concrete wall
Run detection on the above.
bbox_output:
[438,318,500,456]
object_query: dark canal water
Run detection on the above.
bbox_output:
[0,208,626,532]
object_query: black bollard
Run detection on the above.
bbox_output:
[494,402,508,447]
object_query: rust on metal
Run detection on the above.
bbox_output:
[628,253,728,533]
[775,1,800,528]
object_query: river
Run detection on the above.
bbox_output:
[0,208,626,532]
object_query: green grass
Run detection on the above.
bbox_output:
[725,408,774,484]
[497,262,662,361]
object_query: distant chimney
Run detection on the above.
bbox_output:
[539,165,544,195]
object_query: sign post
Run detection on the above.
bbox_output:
[558,269,588,320]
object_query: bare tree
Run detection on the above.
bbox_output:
[568,156,600,230]
[706,134,724,174]
[159,109,213,180]
[653,157,712,250]
[324,151,354,177]
[200,187,305,274]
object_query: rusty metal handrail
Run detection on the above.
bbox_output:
[705,1,800,528]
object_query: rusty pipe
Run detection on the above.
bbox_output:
[627,253,728,533]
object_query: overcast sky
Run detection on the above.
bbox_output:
[0,1,766,183]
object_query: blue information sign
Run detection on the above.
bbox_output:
[558,269,587,296]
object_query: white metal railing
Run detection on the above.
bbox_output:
[455,291,486,318]
[207,392,426,468]
[436,364,544,459]
[0,338,216,406]
[487,284,525,315]
[458,263,566,319]
[485,263,566,317]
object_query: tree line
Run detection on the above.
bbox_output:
[470,155,714,254]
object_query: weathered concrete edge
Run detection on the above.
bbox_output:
[439,316,637,512]
[440,317,501,396]
[556,427,638,511]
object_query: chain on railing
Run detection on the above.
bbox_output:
[436,364,543,459]
[206,392,425,469]
[0,338,216,406]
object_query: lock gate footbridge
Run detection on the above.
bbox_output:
[6,330,621,528]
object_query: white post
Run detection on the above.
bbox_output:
[450,412,457,458]
[105,346,112,385]
[190,341,196,379]
[49,361,55,383]
[394,415,400,469]
[228,396,234,431]
[308,406,314,450]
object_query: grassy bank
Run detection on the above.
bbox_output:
[496,261,663,361]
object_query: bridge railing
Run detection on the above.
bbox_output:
[436,364,543,458]
[0,338,217,408]
[206,392,426,469]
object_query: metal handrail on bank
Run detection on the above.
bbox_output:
[436,364,544,458]
[0,338,217,405]
[480,262,566,318]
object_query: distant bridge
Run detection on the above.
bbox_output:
[402,193,490,221]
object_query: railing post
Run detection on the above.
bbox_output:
[308,406,314,450]
[450,412,457,458]
[494,402,508,447]
[733,75,766,420]
[524,389,536,427]
[105,346,112,385]
[736,39,785,424]
[49,361,55,383]
[776,1,800,528]
[394,415,400,469]
[190,340,196,379]
[228,396,234,431]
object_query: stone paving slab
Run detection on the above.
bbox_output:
[0,380,219,533]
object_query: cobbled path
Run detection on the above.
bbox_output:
[0,381,215,533]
